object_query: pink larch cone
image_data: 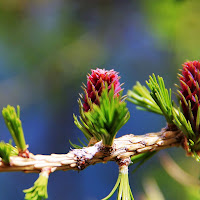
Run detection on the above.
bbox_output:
[83,68,122,112]
[178,60,200,134]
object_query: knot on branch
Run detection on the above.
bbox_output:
[164,123,178,131]
[76,155,88,170]
[96,144,115,157]
[117,157,131,167]
[18,149,30,158]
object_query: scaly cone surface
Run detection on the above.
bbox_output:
[83,68,122,111]
[178,61,200,134]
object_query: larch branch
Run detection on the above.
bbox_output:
[0,128,183,173]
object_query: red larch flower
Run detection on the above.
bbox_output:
[178,60,200,133]
[83,68,122,111]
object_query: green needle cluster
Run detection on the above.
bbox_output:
[2,105,27,151]
[85,84,130,146]
[72,98,99,148]
[128,74,174,124]
[73,98,101,142]
[173,107,200,157]
[127,71,200,159]
[146,74,173,124]
[73,83,130,147]
[173,108,195,138]
[127,81,162,115]
[0,141,18,164]
[23,172,49,200]
[74,84,130,147]
[102,166,134,200]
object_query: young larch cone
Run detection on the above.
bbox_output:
[83,68,122,111]
[178,60,200,134]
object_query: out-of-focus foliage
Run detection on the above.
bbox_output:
[0,1,107,108]
[141,153,200,200]
[143,0,200,63]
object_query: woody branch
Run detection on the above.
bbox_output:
[0,128,183,173]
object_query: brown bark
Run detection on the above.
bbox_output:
[0,128,183,173]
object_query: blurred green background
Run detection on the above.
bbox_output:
[0,0,200,199]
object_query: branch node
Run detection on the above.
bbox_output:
[117,157,131,167]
